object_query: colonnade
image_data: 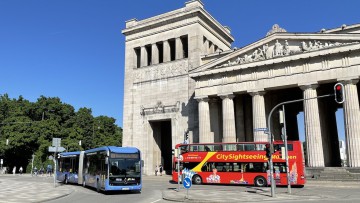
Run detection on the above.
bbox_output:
[196,80,360,167]
[138,36,188,68]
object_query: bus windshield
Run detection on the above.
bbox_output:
[109,154,141,176]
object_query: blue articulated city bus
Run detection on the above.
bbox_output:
[82,146,142,192]
[57,151,84,184]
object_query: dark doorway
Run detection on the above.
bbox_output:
[151,120,172,175]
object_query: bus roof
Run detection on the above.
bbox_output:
[176,140,300,147]
[85,146,140,154]
[59,151,81,157]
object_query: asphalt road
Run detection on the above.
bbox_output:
[2,174,360,203]
[46,175,360,203]
[46,175,172,203]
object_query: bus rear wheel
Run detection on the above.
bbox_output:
[254,176,267,187]
[192,175,202,185]
[64,175,68,184]
[96,180,101,192]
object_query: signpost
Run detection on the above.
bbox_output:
[48,138,64,188]
[279,107,291,194]
[254,128,268,132]
[183,177,192,199]
[48,146,65,152]
[52,138,61,148]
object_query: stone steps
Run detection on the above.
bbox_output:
[306,167,360,181]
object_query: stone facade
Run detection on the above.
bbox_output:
[123,0,360,175]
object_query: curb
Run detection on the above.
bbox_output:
[36,189,74,203]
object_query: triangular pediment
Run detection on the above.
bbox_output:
[191,32,360,76]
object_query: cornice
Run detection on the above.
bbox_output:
[122,6,233,43]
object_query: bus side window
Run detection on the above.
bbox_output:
[214,145,222,151]
[244,144,255,151]
[237,144,244,151]
[191,146,198,152]
[224,144,236,151]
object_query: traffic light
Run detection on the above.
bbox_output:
[334,83,345,104]
[265,144,271,159]
[184,130,189,144]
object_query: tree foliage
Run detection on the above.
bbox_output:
[0,94,122,173]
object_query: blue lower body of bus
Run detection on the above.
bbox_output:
[57,171,79,184]
[84,175,142,192]
[105,180,142,191]
[104,179,142,191]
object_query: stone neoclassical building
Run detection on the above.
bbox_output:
[122,0,360,175]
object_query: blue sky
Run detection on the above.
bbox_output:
[0,0,358,140]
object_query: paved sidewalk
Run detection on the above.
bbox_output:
[162,180,360,203]
[162,188,320,202]
[0,174,73,203]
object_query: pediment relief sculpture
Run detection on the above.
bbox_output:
[214,40,359,69]
[132,60,189,83]
[140,101,180,116]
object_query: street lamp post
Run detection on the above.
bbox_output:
[42,110,55,121]
[31,154,35,176]
[92,121,100,148]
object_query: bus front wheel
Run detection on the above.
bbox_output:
[192,175,202,185]
[254,176,267,187]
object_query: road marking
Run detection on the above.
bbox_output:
[149,199,161,203]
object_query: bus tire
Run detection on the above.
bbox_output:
[254,176,267,187]
[192,175,202,185]
[64,175,68,184]
[96,180,100,193]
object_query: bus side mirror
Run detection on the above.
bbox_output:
[105,157,109,165]
[141,160,144,167]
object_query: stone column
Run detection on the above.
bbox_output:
[140,46,147,67]
[209,41,215,54]
[209,98,221,143]
[342,79,360,167]
[163,40,170,62]
[203,38,209,55]
[151,43,159,65]
[250,91,267,142]
[220,94,236,143]
[176,37,183,60]
[235,96,246,142]
[196,97,212,143]
[300,84,324,167]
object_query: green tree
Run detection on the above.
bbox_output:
[0,95,122,173]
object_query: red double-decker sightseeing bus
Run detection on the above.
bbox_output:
[172,141,305,187]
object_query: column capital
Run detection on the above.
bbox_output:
[195,96,209,102]
[299,83,318,91]
[219,94,235,100]
[248,91,265,97]
[338,78,359,85]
